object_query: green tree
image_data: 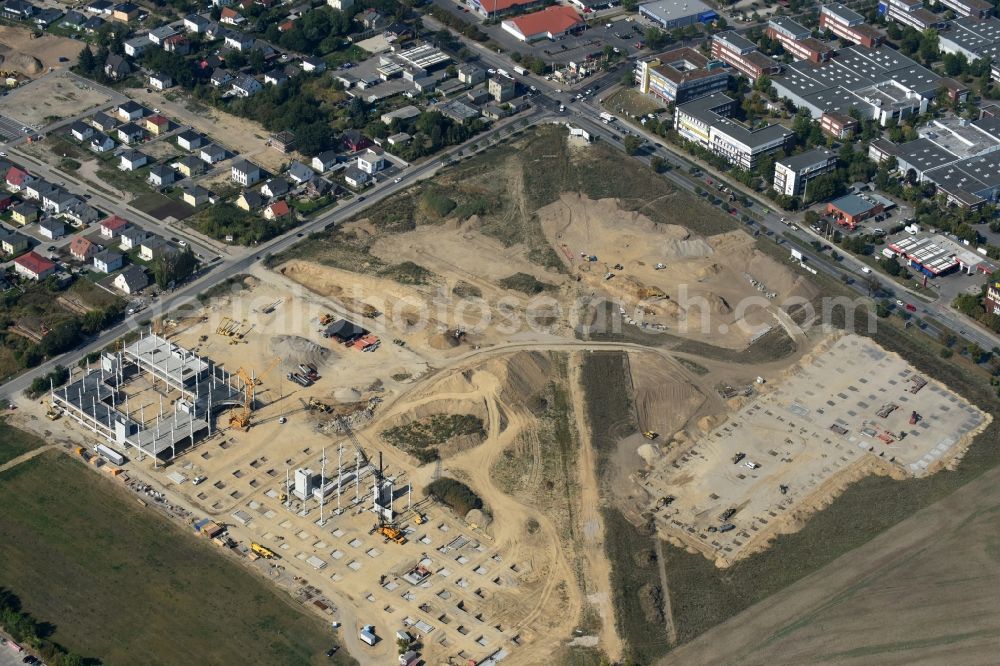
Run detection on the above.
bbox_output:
[650,155,665,172]
[623,135,642,155]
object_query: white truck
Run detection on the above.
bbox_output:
[600,111,615,124]
[513,65,528,76]
[359,625,377,646]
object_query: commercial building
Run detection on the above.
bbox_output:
[770,45,940,126]
[820,111,858,139]
[826,193,884,229]
[467,0,544,19]
[877,0,946,31]
[674,93,793,170]
[886,234,994,276]
[819,4,884,49]
[985,281,1000,313]
[635,47,730,104]
[501,5,584,42]
[938,0,993,19]
[765,17,835,63]
[711,32,781,82]
[938,17,1000,63]
[638,0,717,30]
[773,148,837,197]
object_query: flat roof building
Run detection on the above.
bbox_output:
[819,4,884,49]
[765,17,836,63]
[887,233,994,276]
[770,45,940,126]
[639,0,717,30]
[826,193,884,229]
[938,17,1000,63]
[878,0,946,31]
[674,93,793,170]
[635,47,730,104]
[773,148,838,197]
[711,32,781,81]
[937,0,993,19]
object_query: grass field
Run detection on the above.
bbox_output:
[0,418,44,466]
[0,450,352,666]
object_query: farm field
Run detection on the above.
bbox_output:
[0,449,347,666]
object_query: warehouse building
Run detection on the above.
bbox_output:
[635,47,730,103]
[501,5,584,42]
[886,234,994,276]
[819,4,884,49]
[639,0,717,30]
[773,148,837,197]
[826,193,885,229]
[770,45,940,126]
[711,32,781,81]
[674,93,792,170]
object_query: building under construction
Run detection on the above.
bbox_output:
[50,330,259,462]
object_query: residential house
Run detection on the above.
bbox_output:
[148,72,173,91]
[199,144,226,164]
[183,13,209,32]
[357,147,384,174]
[6,166,33,191]
[70,121,94,142]
[261,177,289,198]
[306,178,336,198]
[70,235,99,261]
[230,76,262,97]
[14,252,55,281]
[235,189,264,211]
[176,130,204,151]
[10,202,39,225]
[118,226,147,250]
[224,31,253,51]
[0,229,29,255]
[312,151,338,172]
[92,250,123,273]
[140,236,173,261]
[210,69,234,87]
[119,149,149,171]
[264,68,289,86]
[358,8,384,29]
[457,64,485,85]
[220,6,244,24]
[147,24,177,45]
[90,133,115,153]
[60,10,86,28]
[90,111,118,132]
[85,0,113,13]
[116,101,146,122]
[344,165,369,188]
[123,35,151,57]
[104,54,131,80]
[181,186,210,207]
[287,161,314,184]
[144,114,170,136]
[82,15,104,32]
[174,155,204,177]
[263,200,290,220]
[111,1,139,22]
[100,215,131,240]
[37,218,65,240]
[301,57,326,73]
[162,33,190,54]
[342,129,369,152]
[63,203,100,227]
[231,159,261,186]
[270,131,295,153]
[327,0,353,9]
[23,179,51,201]
[148,164,176,187]
[113,265,149,294]
[117,123,145,144]
[34,8,65,28]
[387,132,411,146]
[2,0,35,20]
[42,189,80,215]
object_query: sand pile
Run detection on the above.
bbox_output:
[269,335,331,369]
[335,387,362,402]
[0,53,42,75]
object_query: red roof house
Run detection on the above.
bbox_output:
[70,236,99,261]
[264,200,291,220]
[99,215,131,238]
[501,5,584,42]
[5,166,33,191]
[14,251,56,280]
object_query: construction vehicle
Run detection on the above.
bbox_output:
[251,542,278,559]
[413,512,427,525]
[655,495,675,508]
[642,431,659,440]
[876,403,898,419]
[719,523,735,533]
[376,524,407,545]
[319,313,334,325]
[732,452,745,465]
[229,358,281,430]
[45,408,61,421]
[779,485,789,495]
[909,411,920,425]
[720,507,736,522]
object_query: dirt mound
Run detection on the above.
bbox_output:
[269,335,331,369]
[0,52,42,75]
[428,331,463,349]
[486,351,553,409]
[707,293,731,314]
[335,387,361,402]
[662,238,714,259]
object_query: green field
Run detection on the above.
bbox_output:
[0,450,352,666]
[0,418,45,466]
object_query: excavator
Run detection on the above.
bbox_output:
[228,357,281,430]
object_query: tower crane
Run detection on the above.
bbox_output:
[229,357,281,430]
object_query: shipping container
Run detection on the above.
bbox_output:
[96,444,125,466]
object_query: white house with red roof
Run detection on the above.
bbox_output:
[5,166,33,192]
[70,236,99,261]
[99,215,131,239]
[263,199,290,220]
[14,251,56,280]
[501,5,584,42]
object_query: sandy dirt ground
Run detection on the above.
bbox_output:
[127,88,296,173]
[659,461,1000,666]
[0,25,83,78]
[0,70,109,125]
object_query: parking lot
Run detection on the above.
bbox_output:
[639,334,989,566]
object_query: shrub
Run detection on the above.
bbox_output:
[424,477,483,516]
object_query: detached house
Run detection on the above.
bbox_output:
[287,161,314,184]
[235,189,264,211]
[200,144,226,164]
[0,229,29,255]
[260,177,289,198]
[181,185,210,207]
[312,151,338,173]
[92,249,123,274]
[210,69,233,87]
[37,218,65,240]
[344,165,369,188]
[70,235,99,261]
[220,6,244,23]
[10,202,39,225]
[148,72,173,91]
[99,215,130,239]
[113,264,149,294]
[147,24,177,45]
[144,114,170,136]
[14,251,56,281]
[148,164,176,187]
[90,111,117,132]
[70,120,94,142]
[183,13,209,32]
[357,147,385,174]
[117,123,144,144]
[123,35,151,57]
[230,75,262,97]
[104,54,132,81]
[119,149,148,171]
[263,200,290,220]
[176,130,204,151]
[118,226,147,250]
[6,166,33,191]
[231,159,261,186]
[174,155,204,177]
[90,133,115,153]
[116,100,146,122]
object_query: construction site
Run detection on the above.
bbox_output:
[638,334,990,567]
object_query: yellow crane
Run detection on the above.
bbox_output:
[228,357,282,430]
[251,542,278,559]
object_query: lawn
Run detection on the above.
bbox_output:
[0,450,352,666]
[0,418,44,466]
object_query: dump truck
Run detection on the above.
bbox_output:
[251,542,278,559]
[642,431,658,440]
[413,513,427,525]
[378,525,406,545]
